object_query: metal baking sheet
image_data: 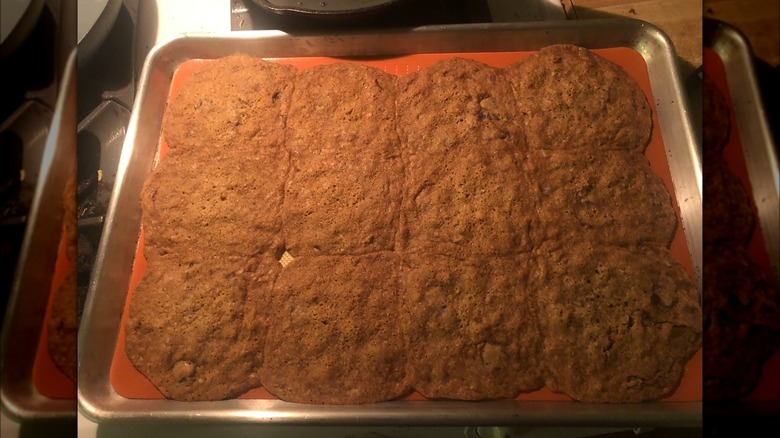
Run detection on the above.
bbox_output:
[0,49,77,422]
[78,20,702,426]
[702,18,780,417]
[704,18,780,287]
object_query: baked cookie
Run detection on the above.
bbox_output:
[507,45,652,152]
[162,56,295,152]
[402,140,537,257]
[401,254,543,399]
[702,74,731,158]
[48,173,77,382]
[125,254,279,401]
[283,63,402,256]
[529,149,677,249]
[396,57,526,168]
[141,144,288,262]
[534,244,701,402]
[703,246,780,400]
[703,159,754,247]
[261,253,409,404]
[47,271,77,383]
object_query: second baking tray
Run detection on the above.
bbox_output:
[79,19,702,426]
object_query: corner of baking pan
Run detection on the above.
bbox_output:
[615,19,703,291]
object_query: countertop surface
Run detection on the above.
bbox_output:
[704,0,780,66]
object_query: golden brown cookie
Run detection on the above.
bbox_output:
[162,56,295,152]
[47,271,77,383]
[534,245,701,402]
[283,63,402,256]
[507,45,652,152]
[528,149,677,249]
[141,144,288,262]
[396,57,527,168]
[401,254,543,399]
[125,254,279,401]
[261,254,410,404]
[397,58,537,257]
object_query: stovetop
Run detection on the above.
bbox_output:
[230,0,493,31]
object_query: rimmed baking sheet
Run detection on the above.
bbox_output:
[79,20,702,426]
[703,18,780,403]
[0,50,77,422]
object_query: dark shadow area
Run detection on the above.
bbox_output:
[704,402,780,436]
[597,428,701,437]
[77,3,136,120]
[754,60,779,152]
[233,0,491,32]
[18,418,75,438]
[0,6,56,122]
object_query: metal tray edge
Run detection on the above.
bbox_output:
[78,20,702,425]
[703,18,780,287]
[0,49,78,422]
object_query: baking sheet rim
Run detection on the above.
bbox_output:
[78,20,702,425]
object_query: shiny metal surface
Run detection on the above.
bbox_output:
[704,18,780,287]
[79,20,702,425]
[0,49,78,422]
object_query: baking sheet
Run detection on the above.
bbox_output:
[0,49,77,422]
[703,19,780,287]
[109,48,700,402]
[79,20,702,425]
[703,19,780,403]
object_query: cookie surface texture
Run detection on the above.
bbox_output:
[261,254,410,404]
[507,44,652,152]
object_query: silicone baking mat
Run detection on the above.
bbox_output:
[703,47,779,401]
[110,48,702,401]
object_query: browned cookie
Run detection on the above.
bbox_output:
[703,74,731,158]
[141,144,288,262]
[162,56,295,152]
[402,140,538,257]
[401,254,543,400]
[396,57,527,169]
[47,271,77,383]
[703,246,780,400]
[283,63,402,256]
[261,254,409,404]
[48,172,77,382]
[507,45,652,152]
[534,245,701,402]
[528,149,677,249]
[125,254,279,401]
[396,60,537,257]
[63,174,77,264]
[703,159,755,247]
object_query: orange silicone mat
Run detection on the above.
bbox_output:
[31,226,77,399]
[110,48,702,401]
[703,48,780,401]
